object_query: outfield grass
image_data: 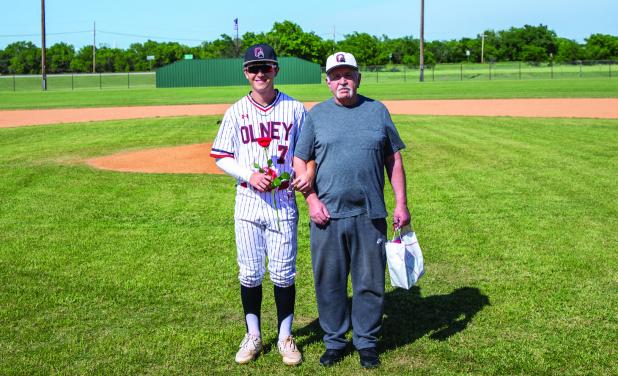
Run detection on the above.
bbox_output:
[1,115,616,375]
[0,78,617,110]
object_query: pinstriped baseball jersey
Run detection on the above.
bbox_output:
[210,90,307,222]
[211,90,306,169]
[210,91,306,174]
[211,90,306,288]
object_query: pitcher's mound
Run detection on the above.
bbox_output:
[87,143,224,174]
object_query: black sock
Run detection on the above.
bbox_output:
[240,284,262,333]
[274,284,296,337]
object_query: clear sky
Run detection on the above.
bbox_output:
[1,0,616,49]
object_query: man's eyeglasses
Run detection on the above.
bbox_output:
[246,64,276,74]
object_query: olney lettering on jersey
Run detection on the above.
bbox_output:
[240,121,294,144]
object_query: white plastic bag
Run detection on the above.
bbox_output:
[385,226,425,289]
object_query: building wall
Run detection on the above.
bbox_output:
[156,57,321,88]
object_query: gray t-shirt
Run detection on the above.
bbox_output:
[295,95,406,219]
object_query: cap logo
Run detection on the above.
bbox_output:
[255,47,264,58]
[336,53,346,62]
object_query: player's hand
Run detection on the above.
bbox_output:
[392,204,411,229]
[307,195,330,225]
[249,172,273,192]
[292,173,313,194]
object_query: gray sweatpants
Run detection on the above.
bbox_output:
[310,214,388,350]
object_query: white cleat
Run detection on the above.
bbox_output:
[277,335,302,366]
[235,333,262,364]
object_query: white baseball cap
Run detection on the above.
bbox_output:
[325,52,358,74]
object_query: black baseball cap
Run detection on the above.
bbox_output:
[244,43,278,67]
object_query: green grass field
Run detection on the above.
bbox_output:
[0,78,617,110]
[1,114,616,375]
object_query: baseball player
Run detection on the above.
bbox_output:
[209,43,313,366]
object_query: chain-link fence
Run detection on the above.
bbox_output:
[1,61,615,91]
[0,71,155,92]
[356,60,616,83]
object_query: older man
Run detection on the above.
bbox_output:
[294,52,411,369]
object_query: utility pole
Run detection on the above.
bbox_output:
[93,21,96,73]
[233,18,239,57]
[481,33,485,64]
[41,0,47,91]
[419,0,425,82]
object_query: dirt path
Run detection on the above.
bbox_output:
[2,98,618,129]
[3,98,616,175]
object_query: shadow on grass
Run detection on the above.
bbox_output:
[294,286,490,351]
[381,286,490,350]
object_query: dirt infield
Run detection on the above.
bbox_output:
[3,98,616,175]
[2,98,618,129]
[86,143,221,174]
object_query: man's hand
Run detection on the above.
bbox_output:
[293,173,313,194]
[307,194,330,225]
[249,172,273,192]
[392,204,411,229]
[293,159,316,194]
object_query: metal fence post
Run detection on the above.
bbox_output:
[403,65,406,82]
[71,73,74,90]
[13,74,16,91]
[519,62,521,79]
[489,64,492,80]
[460,64,463,81]
[432,65,435,81]
[579,61,582,78]
[609,61,612,78]
[550,61,554,79]
[128,71,130,88]
[99,72,102,89]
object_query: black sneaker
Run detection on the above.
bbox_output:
[319,348,345,367]
[358,347,380,369]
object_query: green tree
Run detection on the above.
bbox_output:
[264,21,327,64]
[240,32,268,52]
[4,41,40,74]
[383,36,418,64]
[458,37,481,63]
[479,30,500,63]
[555,38,584,62]
[204,34,238,58]
[47,42,75,73]
[426,39,467,63]
[584,34,618,60]
[127,41,160,71]
[70,45,93,72]
[338,32,388,67]
[497,24,557,62]
[520,45,547,62]
[0,47,8,74]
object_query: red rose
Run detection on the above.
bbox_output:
[265,167,277,180]
[256,137,272,148]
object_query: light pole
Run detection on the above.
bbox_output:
[41,0,47,91]
[419,0,425,82]
[93,21,96,73]
[481,33,486,64]
[233,18,239,57]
